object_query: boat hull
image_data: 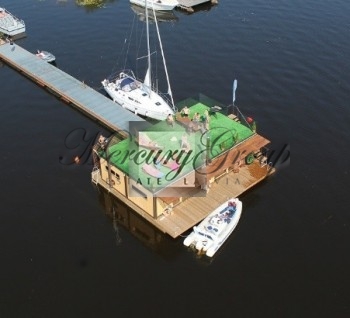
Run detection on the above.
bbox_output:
[0,8,25,36]
[130,0,178,11]
[0,26,25,36]
[102,74,174,121]
[183,198,243,257]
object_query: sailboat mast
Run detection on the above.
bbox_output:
[144,0,152,95]
[151,3,175,109]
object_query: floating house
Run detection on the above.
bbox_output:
[92,95,274,238]
[0,40,273,240]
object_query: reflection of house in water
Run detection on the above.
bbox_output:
[92,95,275,239]
[96,185,182,259]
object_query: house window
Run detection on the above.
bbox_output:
[105,166,120,181]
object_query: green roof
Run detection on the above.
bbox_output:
[187,103,254,157]
[101,102,254,191]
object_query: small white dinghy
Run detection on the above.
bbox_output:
[184,198,242,257]
[36,50,56,63]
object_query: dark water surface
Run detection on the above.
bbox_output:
[1,0,349,317]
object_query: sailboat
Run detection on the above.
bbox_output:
[101,1,176,121]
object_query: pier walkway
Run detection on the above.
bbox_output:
[177,0,218,12]
[0,42,143,135]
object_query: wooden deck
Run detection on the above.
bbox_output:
[92,160,275,238]
[177,0,218,12]
[0,41,143,136]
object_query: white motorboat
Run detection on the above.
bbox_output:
[130,0,178,11]
[102,1,176,121]
[0,7,25,36]
[184,198,243,257]
[36,50,56,63]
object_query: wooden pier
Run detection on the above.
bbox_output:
[0,41,144,136]
[177,0,218,13]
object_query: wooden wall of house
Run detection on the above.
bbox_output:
[153,171,196,216]
[127,178,155,217]
[100,158,127,196]
[99,158,157,218]
[155,199,168,217]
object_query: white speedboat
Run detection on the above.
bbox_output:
[184,198,243,257]
[102,0,176,121]
[0,7,25,36]
[36,50,56,63]
[130,0,178,11]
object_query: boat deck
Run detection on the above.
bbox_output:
[0,9,25,36]
[93,160,275,238]
[0,41,144,136]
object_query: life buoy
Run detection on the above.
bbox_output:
[245,152,254,165]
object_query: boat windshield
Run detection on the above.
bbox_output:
[120,77,138,91]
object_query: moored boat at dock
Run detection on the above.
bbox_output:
[0,7,25,37]
[36,50,56,63]
[183,197,242,257]
[102,0,176,121]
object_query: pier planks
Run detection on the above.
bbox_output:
[0,42,143,136]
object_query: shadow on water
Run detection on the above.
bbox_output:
[175,1,215,15]
[94,185,224,265]
[94,184,184,260]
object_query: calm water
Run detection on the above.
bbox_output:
[1,0,349,317]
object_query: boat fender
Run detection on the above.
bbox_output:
[245,152,254,165]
